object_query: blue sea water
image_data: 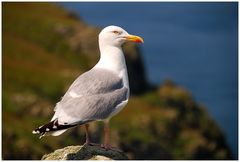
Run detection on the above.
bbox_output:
[60,2,238,159]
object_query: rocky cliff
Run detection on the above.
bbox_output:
[2,2,232,160]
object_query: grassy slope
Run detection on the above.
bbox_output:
[3,2,89,159]
[2,2,231,160]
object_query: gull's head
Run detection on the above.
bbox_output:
[99,25,144,48]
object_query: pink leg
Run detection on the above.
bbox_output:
[101,121,122,152]
[104,121,110,148]
[83,124,99,146]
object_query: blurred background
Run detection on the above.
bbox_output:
[2,2,238,160]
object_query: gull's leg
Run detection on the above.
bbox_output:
[83,123,99,146]
[101,120,123,152]
[84,123,90,144]
[103,120,110,148]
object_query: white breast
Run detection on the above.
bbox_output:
[94,46,130,94]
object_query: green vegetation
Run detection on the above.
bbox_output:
[2,2,232,160]
[3,2,88,159]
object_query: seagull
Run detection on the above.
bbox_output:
[32,25,144,149]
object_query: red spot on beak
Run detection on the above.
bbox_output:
[126,34,144,43]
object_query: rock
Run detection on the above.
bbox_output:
[41,145,128,160]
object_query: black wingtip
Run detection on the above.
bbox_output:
[32,119,77,138]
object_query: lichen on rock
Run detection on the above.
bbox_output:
[41,145,128,160]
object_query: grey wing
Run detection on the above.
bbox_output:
[53,68,128,125]
[55,87,128,125]
[65,68,124,96]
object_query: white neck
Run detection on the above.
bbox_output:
[94,45,129,89]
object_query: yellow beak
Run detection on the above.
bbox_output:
[126,34,144,43]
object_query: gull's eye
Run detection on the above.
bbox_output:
[112,30,120,35]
